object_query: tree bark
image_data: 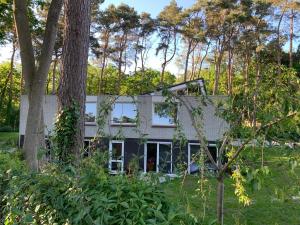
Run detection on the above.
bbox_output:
[276,8,286,66]
[213,54,222,95]
[58,0,91,161]
[289,10,294,68]
[227,48,233,95]
[183,40,192,82]
[160,31,177,84]
[51,53,59,94]
[13,0,63,171]
[98,33,109,94]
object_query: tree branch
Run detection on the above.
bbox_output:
[13,0,35,90]
[219,111,299,176]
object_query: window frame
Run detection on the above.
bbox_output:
[152,102,178,127]
[188,143,200,174]
[85,102,97,125]
[109,140,125,174]
[144,141,173,174]
[188,143,219,174]
[110,102,138,126]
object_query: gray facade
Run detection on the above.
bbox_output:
[19,95,228,141]
[19,94,228,174]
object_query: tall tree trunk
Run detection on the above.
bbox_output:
[276,9,286,66]
[183,40,192,82]
[253,57,260,129]
[14,0,63,171]
[98,34,109,94]
[289,10,294,68]
[197,43,210,79]
[51,53,59,94]
[117,49,123,92]
[160,32,177,85]
[216,175,224,225]
[58,0,90,161]
[213,53,222,95]
[227,48,233,95]
[134,38,140,74]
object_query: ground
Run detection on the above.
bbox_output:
[162,147,300,225]
[1,132,299,225]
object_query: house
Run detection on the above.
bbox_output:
[19,79,229,174]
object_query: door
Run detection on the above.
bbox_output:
[109,140,124,173]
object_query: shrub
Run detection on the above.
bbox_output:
[0,151,25,224]
[0,126,14,132]
[3,157,198,225]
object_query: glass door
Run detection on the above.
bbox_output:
[109,141,124,173]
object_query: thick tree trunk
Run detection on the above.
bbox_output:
[217,175,225,225]
[14,0,63,171]
[58,0,90,161]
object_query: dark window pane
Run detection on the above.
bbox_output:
[147,143,157,172]
[111,162,122,171]
[159,144,172,173]
[190,145,200,166]
[111,143,122,160]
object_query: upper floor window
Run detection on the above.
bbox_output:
[152,102,177,126]
[85,102,97,123]
[111,102,137,125]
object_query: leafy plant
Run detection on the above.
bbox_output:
[3,157,198,225]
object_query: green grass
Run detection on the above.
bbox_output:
[0,132,19,150]
[162,147,300,225]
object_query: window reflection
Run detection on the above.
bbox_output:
[153,102,177,126]
[111,103,137,124]
[85,103,97,123]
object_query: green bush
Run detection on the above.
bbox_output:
[3,157,198,225]
[0,126,14,132]
[0,151,26,224]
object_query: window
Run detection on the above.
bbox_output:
[109,141,124,173]
[111,102,137,125]
[152,102,177,126]
[144,142,173,174]
[188,143,201,174]
[188,143,219,174]
[85,102,97,123]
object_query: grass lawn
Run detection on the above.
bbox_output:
[162,147,300,225]
[0,132,19,150]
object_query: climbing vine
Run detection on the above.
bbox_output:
[53,101,80,164]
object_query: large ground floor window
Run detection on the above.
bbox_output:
[109,140,124,173]
[188,143,218,174]
[144,142,173,174]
